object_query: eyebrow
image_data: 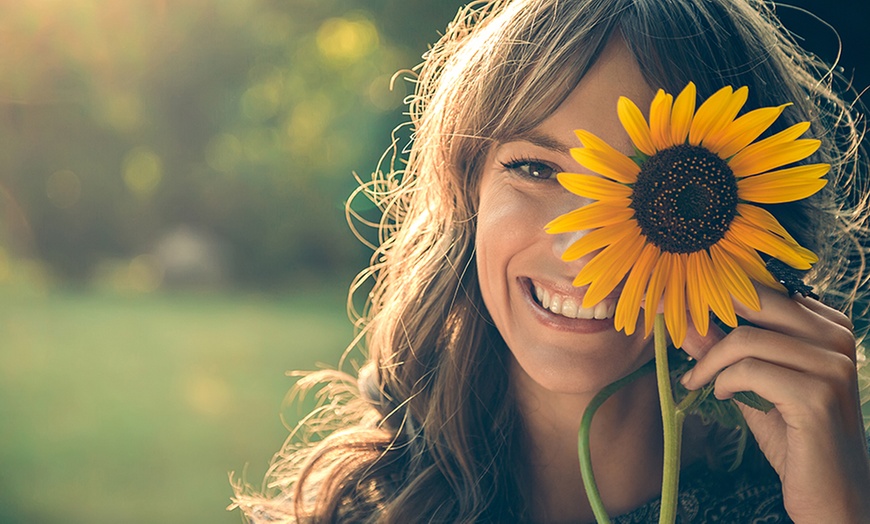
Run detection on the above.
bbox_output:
[503,130,574,155]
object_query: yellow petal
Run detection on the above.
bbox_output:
[545,200,635,233]
[735,204,819,264]
[561,221,637,261]
[618,96,656,156]
[574,129,642,169]
[699,86,749,148]
[733,139,821,179]
[727,121,814,177]
[670,82,696,145]
[644,252,671,337]
[709,242,761,311]
[696,248,738,328]
[574,129,613,151]
[570,147,640,184]
[727,217,816,270]
[689,86,749,147]
[574,227,643,288]
[686,251,710,337]
[575,228,645,305]
[688,86,733,145]
[735,203,799,246]
[615,243,659,335]
[737,164,829,203]
[717,236,785,291]
[707,104,790,158]
[556,172,633,201]
[664,253,688,347]
[649,90,673,150]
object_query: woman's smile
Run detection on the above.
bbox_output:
[519,277,619,335]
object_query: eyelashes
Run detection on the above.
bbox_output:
[500,156,560,181]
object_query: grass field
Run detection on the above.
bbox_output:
[0,282,353,524]
[0,280,867,524]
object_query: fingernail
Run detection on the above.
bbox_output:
[680,369,694,388]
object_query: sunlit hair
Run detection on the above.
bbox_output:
[232,0,869,521]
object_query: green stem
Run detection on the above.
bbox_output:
[675,388,703,414]
[655,313,683,524]
[578,359,656,524]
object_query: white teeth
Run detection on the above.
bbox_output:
[535,285,545,304]
[548,292,562,314]
[561,297,578,318]
[532,281,614,320]
[576,304,594,319]
[593,301,615,320]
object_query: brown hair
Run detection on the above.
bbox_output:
[231,0,868,521]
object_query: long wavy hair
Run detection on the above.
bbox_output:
[232,0,869,521]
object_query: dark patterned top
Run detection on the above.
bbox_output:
[613,452,790,523]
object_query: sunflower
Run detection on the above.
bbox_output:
[545,82,827,347]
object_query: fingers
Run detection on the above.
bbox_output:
[793,293,854,331]
[710,357,803,403]
[681,325,856,390]
[730,285,848,343]
[706,353,864,440]
[681,285,858,390]
[680,284,853,364]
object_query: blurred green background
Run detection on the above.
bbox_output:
[0,1,866,523]
[0,1,470,522]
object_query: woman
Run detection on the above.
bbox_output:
[232,0,870,521]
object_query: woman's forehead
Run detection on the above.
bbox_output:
[496,37,653,156]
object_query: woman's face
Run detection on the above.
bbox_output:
[476,39,657,395]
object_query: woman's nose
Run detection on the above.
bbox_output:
[547,193,595,262]
[550,226,588,261]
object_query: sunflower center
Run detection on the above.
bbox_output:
[631,144,738,254]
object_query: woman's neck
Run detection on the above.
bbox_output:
[514,368,666,523]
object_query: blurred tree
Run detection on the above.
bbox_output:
[0,0,466,288]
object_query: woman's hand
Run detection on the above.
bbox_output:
[680,285,870,523]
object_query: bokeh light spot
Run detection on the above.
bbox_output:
[183,371,232,417]
[100,92,142,133]
[46,169,82,209]
[122,147,163,197]
[285,93,332,156]
[316,14,379,63]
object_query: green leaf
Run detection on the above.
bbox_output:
[630,150,649,167]
[734,391,775,413]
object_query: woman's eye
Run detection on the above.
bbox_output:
[502,159,558,180]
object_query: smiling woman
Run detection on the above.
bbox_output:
[231,1,870,522]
